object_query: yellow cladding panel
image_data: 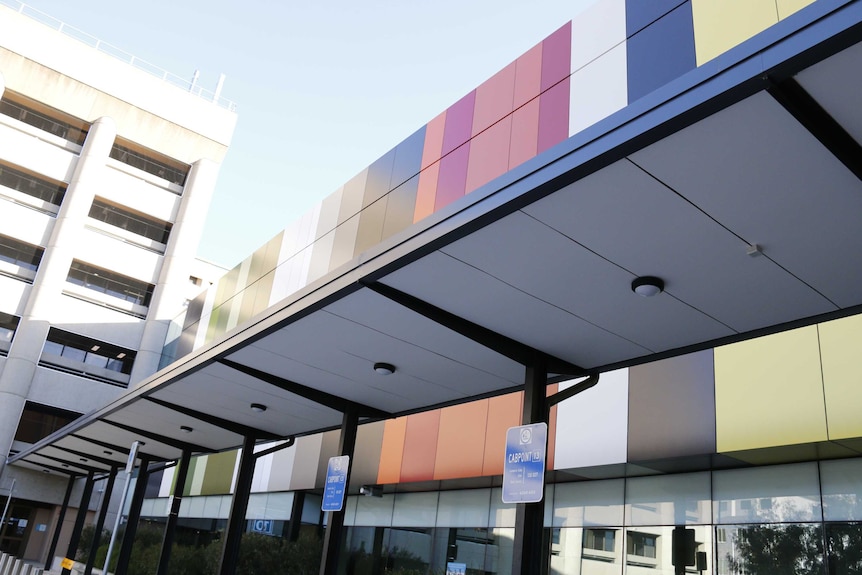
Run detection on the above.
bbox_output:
[819,315,862,440]
[714,326,827,452]
[691,0,778,65]
[777,0,816,19]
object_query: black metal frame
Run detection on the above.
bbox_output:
[319,408,359,575]
[218,435,257,575]
[61,471,95,575]
[84,468,118,575]
[156,450,191,575]
[45,475,76,570]
[144,396,283,440]
[115,455,151,575]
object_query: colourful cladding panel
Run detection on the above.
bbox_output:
[363,148,397,209]
[626,2,696,103]
[421,111,446,170]
[509,98,540,169]
[201,451,238,495]
[777,0,816,19]
[400,410,441,482]
[691,0,778,65]
[442,91,476,156]
[330,214,360,270]
[819,315,862,440]
[378,417,408,484]
[389,127,425,190]
[569,43,628,137]
[354,196,387,257]
[466,117,512,194]
[628,350,716,461]
[338,168,368,225]
[541,22,572,92]
[413,161,440,223]
[482,392,522,476]
[382,176,419,241]
[571,0,626,74]
[434,143,470,212]
[434,401,489,480]
[714,326,827,452]
[626,0,687,36]
[546,383,558,470]
[472,62,516,137]
[351,421,386,487]
[514,42,543,109]
[538,79,570,154]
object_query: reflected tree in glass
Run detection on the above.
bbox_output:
[825,523,862,575]
[726,524,823,575]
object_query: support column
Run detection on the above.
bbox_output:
[156,451,191,575]
[511,362,549,575]
[61,472,95,575]
[84,469,117,575]
[45,475,76,570]
[286,491,305,543]
[218,435,256,575]
[320,408,359,575]
[115,456,150,575]
[0,116,117,477]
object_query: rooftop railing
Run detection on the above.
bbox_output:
[0,0,237,111]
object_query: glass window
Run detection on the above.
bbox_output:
[88,198,172,245]
[0,162,66,206]
[821,459,862,521]
[437,490,491,527]
[0,93,88,145]
[0,234,44,274]
[14,401,82,444]
[551,527,622,574]
[109,141,188,187]
[392,492,439,528]
[584,528,616,552]
[39,327,135,383]
[825,522,862,575]
[66,260,154,308]
[626,530,657,559]
[712,463,822,524]
[553,479,625,527]
[626,472,712,526]
[716,523,823,575]
[0,312,19,354]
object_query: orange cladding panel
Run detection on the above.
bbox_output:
[509,99,540,169]
[465,117,512,194]
[434,400,490,480]
[400,410,442,483]
[513,42,543,109]
[482,392,524,476]
[413,161,440,223]
[472,62,517,137]
[421,111,447,170]
[377,417,408,485]
[546,383,559,470]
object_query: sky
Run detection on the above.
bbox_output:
[21,0,597,268]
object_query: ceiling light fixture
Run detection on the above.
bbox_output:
[80,458,88,463]
[631,276,664,297]
[104,450,113,455]
[180,425,193,433]
[250,403,267,413]
[373,362,395,376]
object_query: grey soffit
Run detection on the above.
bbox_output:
[11,3,862,472]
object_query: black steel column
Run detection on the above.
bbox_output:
[84,469,117,575]
[218,435,257,575]
[320,408,359,575]
[45,475,76,570]
[511,362,549,575]
[61,471,95,575]
[156,450,191,575]
[116,455,151,575]
[286,491,306,542]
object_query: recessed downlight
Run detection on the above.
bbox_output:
[250,403,267,413]
[631,276,664,297]
[373,362,395,376]
[180,425,193,433]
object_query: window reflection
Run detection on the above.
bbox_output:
[716,523,823,575]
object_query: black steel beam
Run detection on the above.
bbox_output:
[218,359,390,419]
[62,471,95,575]
[218,434,257,575]
[102,419,210,453]
[116,455,151,575]
[512,362,550,575]
[363,281,584,376]
[767,77,862,182]
[546,374,600,409]
[143,396,282,441]
[320,408,359,575]
[45,475,76,570]
[252,436,296,460]
[156,450,191,575]
[84,468,117,575]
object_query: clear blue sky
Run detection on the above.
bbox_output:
[23,0,596,268]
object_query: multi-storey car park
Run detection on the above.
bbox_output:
[5,1,862,575]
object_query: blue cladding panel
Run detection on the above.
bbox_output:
[390,126,426,190]
[626,0,687,37]
[626,1,696,103]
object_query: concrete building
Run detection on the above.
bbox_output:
[7,0,862,575]
[0,1,234,560]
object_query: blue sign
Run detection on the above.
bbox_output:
[502,423,547,504]
[446,562,467,575]
[322,455,350,512]
[251,519,273,535]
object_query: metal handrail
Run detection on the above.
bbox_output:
[0,0,237,111]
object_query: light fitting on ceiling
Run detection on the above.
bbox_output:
[250,403,267,413]
[373,362,395,376]
[631,276,664,297]
[180,425,193,433]
[104,450,113,455]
